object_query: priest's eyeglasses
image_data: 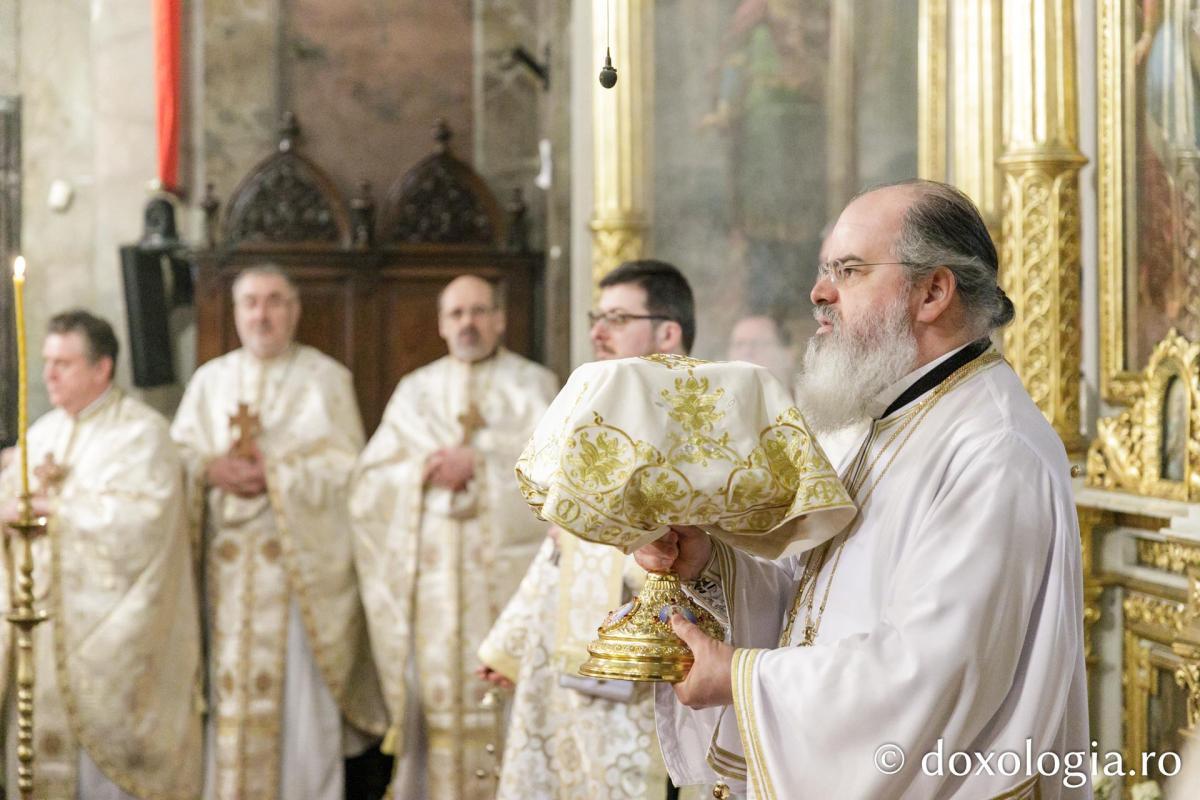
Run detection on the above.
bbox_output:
[587,310,674,328]
[442,305,498,322]
[816,260,914,285]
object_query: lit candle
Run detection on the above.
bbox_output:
[12,256,29,497]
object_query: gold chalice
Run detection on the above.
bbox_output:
[579,569,724,683]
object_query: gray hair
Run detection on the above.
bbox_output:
[870,180,1015,338]
[231,264,300,301]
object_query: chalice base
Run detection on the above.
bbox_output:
[579,571,724,683]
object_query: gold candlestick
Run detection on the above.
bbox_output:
[6,503,46,800]
[7,255,47,800]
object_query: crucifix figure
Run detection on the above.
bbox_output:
[33,452,68,495]
[458,403,486,445]
[229,402,262,460]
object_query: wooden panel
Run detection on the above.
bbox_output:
[192,250,542,435]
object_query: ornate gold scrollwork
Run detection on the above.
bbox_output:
[1087,331,1200,501]
[1077,506,1111,665]
[1123,592,1188,640]
[1137,539,1200,576]
[1173,573,1200,732]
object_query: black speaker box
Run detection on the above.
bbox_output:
[120,245,175,388]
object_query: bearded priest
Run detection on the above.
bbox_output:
[0,310,203,799]
[171,266,386,800]
[349,275,558,799]
[638,181,1089,799]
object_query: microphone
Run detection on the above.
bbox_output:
[598,48,618,89]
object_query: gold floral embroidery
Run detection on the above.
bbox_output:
[661,373,725,435]
[516,363,849,550]
[564,420,636,490]
[640,353,708,370]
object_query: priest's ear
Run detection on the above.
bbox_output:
[913,265,958,326]
[654,319,685,354]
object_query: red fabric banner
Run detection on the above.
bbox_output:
[154,0,181,192]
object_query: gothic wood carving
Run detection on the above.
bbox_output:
[378,120,502,246]
[222,112,351,248]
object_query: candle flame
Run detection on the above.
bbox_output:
[13,255,24,280]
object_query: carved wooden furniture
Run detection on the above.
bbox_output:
[188,114,544,433]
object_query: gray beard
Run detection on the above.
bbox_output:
[794,296,919,434]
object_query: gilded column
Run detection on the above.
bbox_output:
[590,0,652,287]
[998,0,1087,455]
[950,0,1003,228]
[917,0,949,181]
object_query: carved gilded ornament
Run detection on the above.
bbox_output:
[1087,331,1200,501]
[1077,506,1111,664]
[998,166,1085,453]
[1123,591,1187,639]
[1137,538,1200,576]
[1173,573,1200,731]
[589,220,647,288]
[1122,631,1156,775]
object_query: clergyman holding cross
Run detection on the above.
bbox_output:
[171,265,386,800]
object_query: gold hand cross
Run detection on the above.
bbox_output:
[229,402,262,460]
[33,452,68,495]
[458,403,486,445]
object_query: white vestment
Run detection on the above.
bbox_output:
[480,536,668,800]
[0,388,203,800]
[349,348,558,800]
[655,351,1091,799]
[171,344,387,800]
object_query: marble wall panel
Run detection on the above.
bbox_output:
[287,0,473,203]
[19,0,97,417]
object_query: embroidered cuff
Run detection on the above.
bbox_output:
[731,647,773,800]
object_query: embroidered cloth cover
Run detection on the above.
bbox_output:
[515,354,856,557]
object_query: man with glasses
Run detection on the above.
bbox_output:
[172,265,388,800]
[639,181,1088,799]
[479,260,695,800]
[350,274,558,799]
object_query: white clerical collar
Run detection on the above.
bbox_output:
[864,341,974,420]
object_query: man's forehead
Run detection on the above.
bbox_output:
[440,278,495,311]
[442,288,493,309]
[598,283,648,311]
[43,331,87,357]
[827,187,912,257]
[236,275,293,298]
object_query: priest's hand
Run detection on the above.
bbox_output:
[1,494,52,529]
[424,446,475,492]
[634,526,712,581]
[206,451,268,498]
[474,664,514,690]
[670,614,734,709]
